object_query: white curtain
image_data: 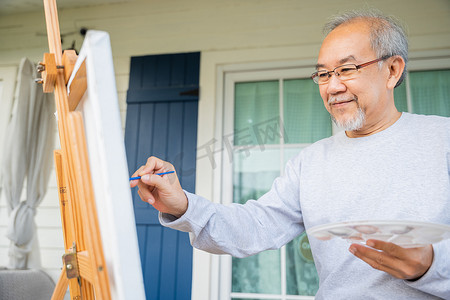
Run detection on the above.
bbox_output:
[1,58,55,269]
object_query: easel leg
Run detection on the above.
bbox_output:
[51,268,69,300]
[54,151,83,299]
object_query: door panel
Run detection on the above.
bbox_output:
[125,52,200,300]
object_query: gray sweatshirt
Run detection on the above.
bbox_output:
[161,112,450,299]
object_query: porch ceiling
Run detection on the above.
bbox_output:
[0,0,136,16]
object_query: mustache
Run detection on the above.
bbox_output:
[328,95,358,105]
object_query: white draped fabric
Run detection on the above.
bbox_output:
[1,58,55,269]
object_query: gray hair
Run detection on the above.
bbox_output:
[323,9,408,88]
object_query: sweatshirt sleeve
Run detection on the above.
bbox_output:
[159,156,305,258]
[404,240,450,299]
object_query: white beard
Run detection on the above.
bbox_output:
[328,96,366,131]
[331,106,366,131]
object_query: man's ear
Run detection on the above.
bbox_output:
[387,56,405,89]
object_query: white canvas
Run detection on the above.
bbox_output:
[68,30,145,300]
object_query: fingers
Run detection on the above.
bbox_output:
[349,242,404,279]
[138,188,155,205]
[130,165,146,187]
[349,240,434,280]
[134,167,176,204]
[129,156,187,217]
[130,157,174,188]
[140,156,168,176]
[365,239,404,258]
[139,172,171,192]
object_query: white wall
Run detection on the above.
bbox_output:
[0,0,449,298]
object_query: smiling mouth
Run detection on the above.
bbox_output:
[328,95,358,110]
[330,99,354,107]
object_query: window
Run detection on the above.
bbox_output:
[220,60,450,300]
[395,69,450,116]
[222,67,328,300]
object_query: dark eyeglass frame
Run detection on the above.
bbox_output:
[311,55,392,85]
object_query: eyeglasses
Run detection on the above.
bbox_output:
[311,55,391,85]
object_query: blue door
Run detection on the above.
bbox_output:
[124,52,200,300]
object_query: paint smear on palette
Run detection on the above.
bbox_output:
[307,220,450,248]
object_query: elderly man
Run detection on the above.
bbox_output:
[131,10,450,299]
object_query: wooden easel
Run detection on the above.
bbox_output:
[38,0,112,298]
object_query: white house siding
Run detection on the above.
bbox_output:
[0,0,449,299]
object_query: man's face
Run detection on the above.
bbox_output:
[317,20,390,133]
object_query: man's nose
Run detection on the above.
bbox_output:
[326,73,347,95]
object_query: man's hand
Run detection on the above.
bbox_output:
[130,156,188,218]
[349,240,434,280]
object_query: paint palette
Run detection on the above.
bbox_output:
[307,220,450,248]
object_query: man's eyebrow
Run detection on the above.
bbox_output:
[315,55,357,70]
[315,63,325,70]
[339,55,357,65]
